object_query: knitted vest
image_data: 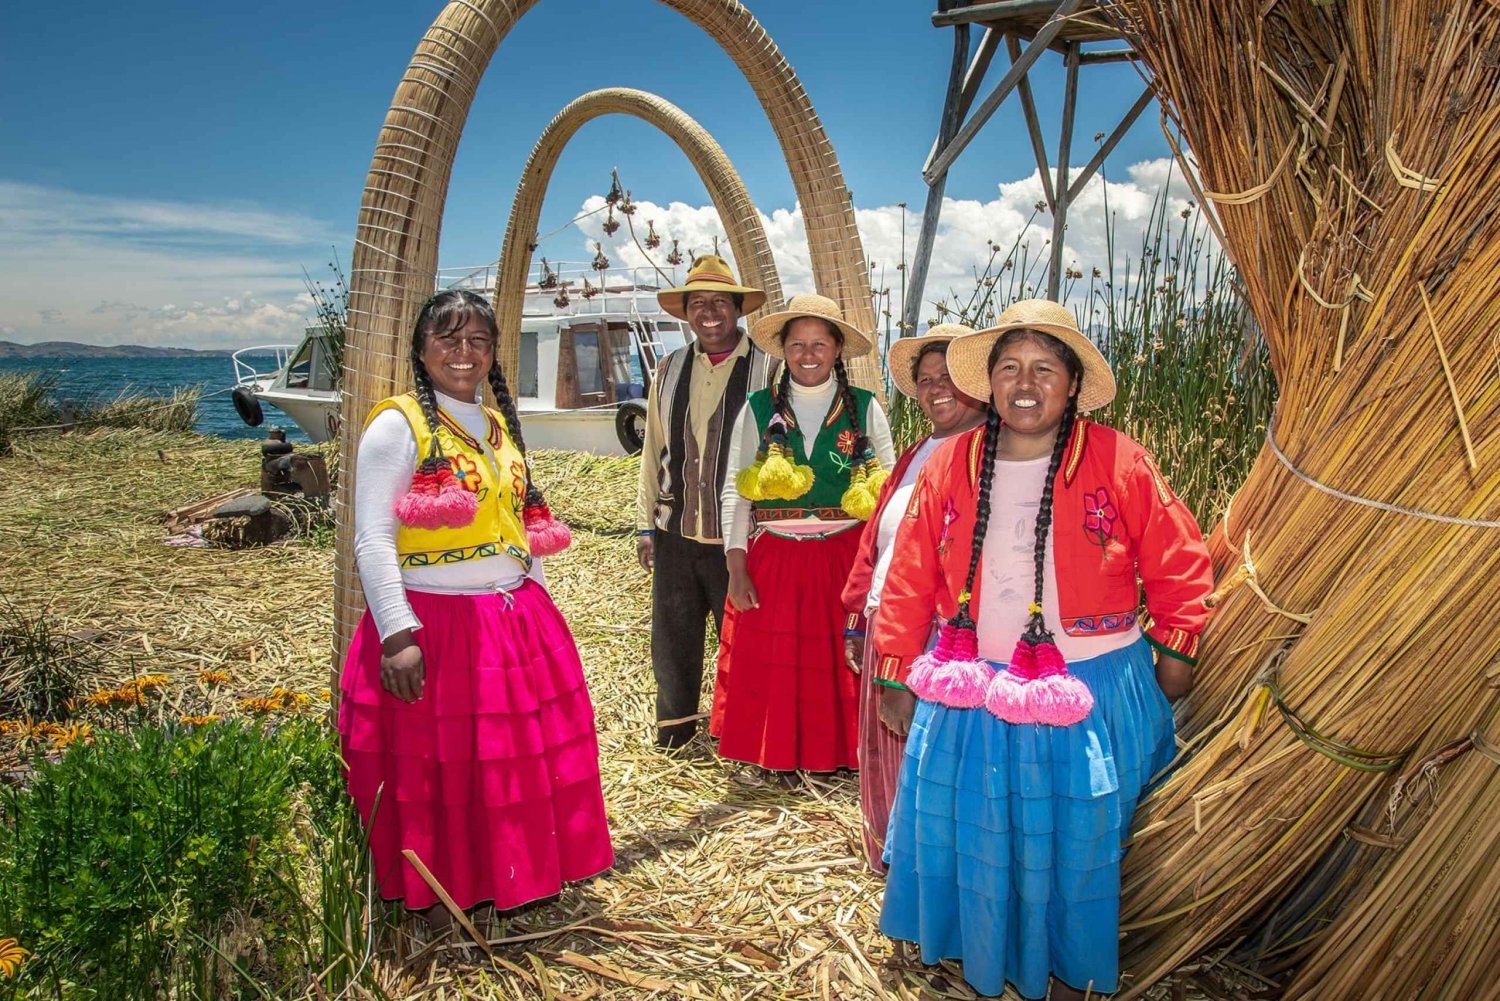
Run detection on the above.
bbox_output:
[364,393,531,569]
[747,384,874,520]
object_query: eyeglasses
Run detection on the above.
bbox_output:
[429,333,496,353]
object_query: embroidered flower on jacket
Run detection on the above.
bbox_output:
[936,497,960,556]
[1083,487,1118,545]
[835,429,859,456]
[450,455,482,493]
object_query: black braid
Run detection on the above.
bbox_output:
[409,354,444,462]
[956,407,1002,628]
[832,356,869,456]
[486,358,547,506]
[1026,397,1079,640]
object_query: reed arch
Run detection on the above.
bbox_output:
[495,86,785,355]
[335,0,875,655]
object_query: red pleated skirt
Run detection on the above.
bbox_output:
[339,580,613,911]
[710,528,861,772]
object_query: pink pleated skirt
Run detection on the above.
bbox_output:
[339,580,613,911]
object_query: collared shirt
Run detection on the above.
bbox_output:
[635,331,767,544]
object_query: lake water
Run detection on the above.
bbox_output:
[0,354,311,442]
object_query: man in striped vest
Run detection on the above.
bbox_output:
[636,255,772,748]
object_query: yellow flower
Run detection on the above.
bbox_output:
[48,722,92,750]
[240,687,313,715]
[0,937,28,977]
[0,720,23,735]
[198,668,232,686]
[84,687,144,709]
[179,714,221,727]
[127,674,170,694]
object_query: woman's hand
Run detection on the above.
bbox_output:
[380,630,425,703]
[1155,652,1193,700]
[844,634,865,673]
[727,549,759,611]
[877,685,917,737]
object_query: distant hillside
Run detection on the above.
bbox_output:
[0,340,231,359]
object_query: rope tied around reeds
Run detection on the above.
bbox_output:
[1470,728,1500,767]
[1267,679,1413,773]
[1294,247,1375,371]
[1200,137,1300,205]
[1267,421,1500,529]
[1384,135,1446,192]
[1205,530,1317,624]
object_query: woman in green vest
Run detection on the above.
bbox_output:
[710,294,896,773]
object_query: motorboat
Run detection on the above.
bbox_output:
[229,260,693,453]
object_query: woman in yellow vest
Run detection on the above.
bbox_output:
[338,289,612,926]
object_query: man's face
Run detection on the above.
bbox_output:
[684,291,742,351]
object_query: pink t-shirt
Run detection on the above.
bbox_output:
[975,456,1140,664]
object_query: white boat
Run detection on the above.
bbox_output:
[230,260,693,454]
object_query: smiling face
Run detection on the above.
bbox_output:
[780,317,841,387]
[684,291,743,353]
[913,346,986,436]
[419,313,495,402]
[987,330,1081,453]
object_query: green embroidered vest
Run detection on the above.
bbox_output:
[747,385,874,521]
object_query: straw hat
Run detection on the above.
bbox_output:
[887,323,974,398]
[656,254,765,320]
[946,299,1116,412]
[748,293,873,359]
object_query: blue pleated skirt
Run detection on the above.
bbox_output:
[879,635,1175,999]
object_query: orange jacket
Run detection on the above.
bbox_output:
[873,420,1214,687]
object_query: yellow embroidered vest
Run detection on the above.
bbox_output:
[364,393,531,571]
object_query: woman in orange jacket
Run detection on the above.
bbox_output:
[872,299,1213,1000]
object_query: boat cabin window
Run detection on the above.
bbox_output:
[518,331,539,397]
[285,340,314,389]
[573,331,603,396]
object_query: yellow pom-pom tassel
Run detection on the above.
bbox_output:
[792,464,816,496]
[864,461,890,497]
[758,443,809,501]
[736,456,766,501]
[841,480,878,521]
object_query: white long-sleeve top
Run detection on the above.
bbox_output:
[353,390,540,641]
[720,375,896,551]
[864,434,946,619]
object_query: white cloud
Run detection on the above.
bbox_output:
[560,158,1214,330]
[0,181,336,349]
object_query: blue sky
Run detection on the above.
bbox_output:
[0,0,1180,347]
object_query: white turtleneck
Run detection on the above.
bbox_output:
[353,390,539,641]
[720,374,895,551]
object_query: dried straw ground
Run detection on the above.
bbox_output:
[0,430,1235,999]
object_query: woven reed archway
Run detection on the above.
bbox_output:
[495,86,784,362]
[335,0,874,658]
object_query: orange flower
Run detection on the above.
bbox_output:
[179,714,221,727]
[449,455,482,493]
[0,938,28,977]
[835,429,859,456]
[47,722,92,750]
[198,668,232,686]
[127,674,170,693]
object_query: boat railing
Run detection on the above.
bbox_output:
[437,260,688,318]
[231,345,295,389]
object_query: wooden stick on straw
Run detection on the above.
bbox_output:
[401,849,496,959]
[1417,282,1479,476]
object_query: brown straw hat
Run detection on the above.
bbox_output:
[656,254,766,320]
[887,323,974,398]
[748,293,874,359]
[946,299,1116,412]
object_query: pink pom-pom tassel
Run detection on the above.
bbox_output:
[984,668,1033,723]
[432,482,479,526]
[1031,640,1067,679]
[1006,638,1039,681]
[905,622,991,708]
[525,505,573,557]
[394,464,477,529]
[1024,673,1095,727]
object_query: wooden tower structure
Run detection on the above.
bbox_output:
[903,0,1153,333]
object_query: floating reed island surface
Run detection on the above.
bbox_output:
[0,428,1252,999]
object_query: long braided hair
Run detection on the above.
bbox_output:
[409,289,543,503]
[954,329,1083,639]
[767,319,866,451]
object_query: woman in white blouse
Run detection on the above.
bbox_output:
[339,290,611,928]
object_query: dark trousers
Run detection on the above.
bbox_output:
[651,531,728,747]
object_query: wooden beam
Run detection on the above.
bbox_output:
[905,7,975,338]
[1008,34,1055,211]
[1079,47,1137,64]
[924,26,1004,174]
[924,0,1084,184]
[1066,85,1155,201]
[1047,41,1080,299]
[932,0,1087,28]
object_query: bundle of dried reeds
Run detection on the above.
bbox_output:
[1098,0,1500,993]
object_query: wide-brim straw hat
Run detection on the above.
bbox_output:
[888,323,975,398]
[748,293,873,359]
[656,254,765,320]
[947,299,1116,412]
